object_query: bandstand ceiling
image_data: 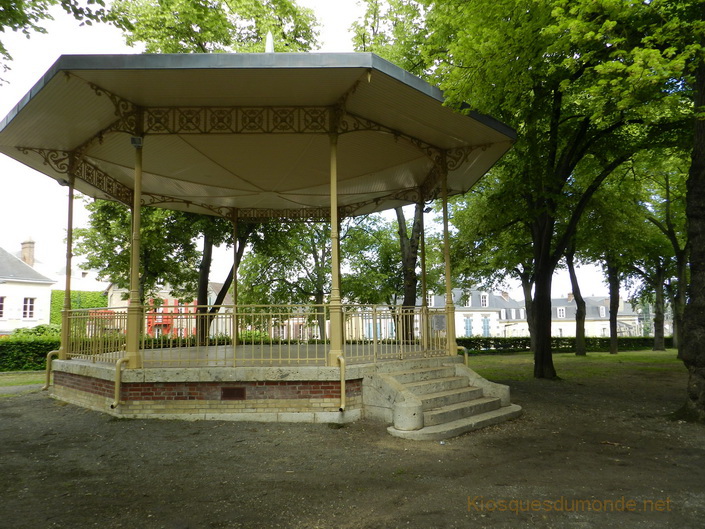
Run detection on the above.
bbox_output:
[0,53,516,219]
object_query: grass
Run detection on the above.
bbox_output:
[467,349,686,381]
[0,371,45,387]
[0,351,685,387]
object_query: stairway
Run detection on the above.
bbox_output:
[380,361,522,441]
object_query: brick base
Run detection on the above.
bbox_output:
[52,370,362,423]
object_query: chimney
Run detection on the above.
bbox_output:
[567,292,574,302]
[501,291,510,301]
[21,239,35,267]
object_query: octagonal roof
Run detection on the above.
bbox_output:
[0,53,515,219]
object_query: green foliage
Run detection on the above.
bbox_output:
[50,290,108,324]
[0,337,60,371]
[457,336,673,355]
[0,0,119,69]
[11,324,61,337]
[73,200,224,303]
[111,0,319,53]
[239,220,331,306]
[351,0,429,75]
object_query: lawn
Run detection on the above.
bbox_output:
[467,349,685,381]
[0,371,45,387]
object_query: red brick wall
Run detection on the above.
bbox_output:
[54,372,362,402]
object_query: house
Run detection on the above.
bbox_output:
[0,241,55,335]
[105,282,235,338]
[550,293,645,338]
[436,289,649,338]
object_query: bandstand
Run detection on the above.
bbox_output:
[0,53,521,439]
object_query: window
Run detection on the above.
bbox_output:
[482,316,491,337]
[519,309,525,320]
[426,293,434,307]
[0,297,4,318]
[511,308,516,319]
[23,298,35,319]
[463,293,472,307]
[480,293,489,308]
[500,309,506,320]
[464,317,473,337]
[557,307,566,318]
[599,306,607,318]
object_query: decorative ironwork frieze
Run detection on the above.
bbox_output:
[142,106,332,135]
[16,147,133,205]
[85,80,139,136]
[338,111,442,162]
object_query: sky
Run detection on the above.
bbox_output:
[0,0,610,299]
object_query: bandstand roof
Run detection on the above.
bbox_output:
[0,53,515,219]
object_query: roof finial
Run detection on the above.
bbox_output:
[265,31,275,53]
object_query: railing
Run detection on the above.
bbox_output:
[343,305,448,363]
[65,303,450,368]
[66,307,128,363]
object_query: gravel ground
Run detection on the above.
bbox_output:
[1,366,704,529]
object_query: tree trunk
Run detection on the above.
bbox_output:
[653,268,666,351]
[533,265,557,378]
[673,257,688,357]
[520,275,536,353]
[395,205,423,343]
[607,261,620,355]
[196,232,213,345]
[566,245,586,356]
[682,47,705,422]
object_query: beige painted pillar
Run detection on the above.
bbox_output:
[59,174,75,360]
[328,133,344,366]
[441,172,457,355]
[420,203,429,350]
[232,210,239,358]
[125,139,144,368]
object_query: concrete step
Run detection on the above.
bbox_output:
[374,357,463,373]
[386,366,457,384]
[419,386,484,410]
[387,404,523,441]
[423,396,501,426]
[402,376,468,395]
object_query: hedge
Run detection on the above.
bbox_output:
[50,290,108,325]
[456,336,674,355]
[0,337,61,371]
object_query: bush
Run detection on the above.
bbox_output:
[12,324,61,337]
[456,336,674,355]
[0,336,60,371]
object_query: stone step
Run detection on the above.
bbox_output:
[419,386,484,410]
[387,404,523,441]
[423,396,501,426]
[374,357,463,373]
[386,366,457,384]
[402,376,468,395]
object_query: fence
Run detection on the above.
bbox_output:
[64,303,451,367]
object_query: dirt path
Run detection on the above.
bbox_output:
[1,368,703,529]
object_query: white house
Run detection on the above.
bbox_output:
[438,289,649,338]
[0,242,55,335]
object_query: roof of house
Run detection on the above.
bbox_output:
[0,247,54,284]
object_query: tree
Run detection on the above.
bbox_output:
[1,0,122,75]
[418,0,689,378]
[238,220,332,338]
[351,0,427,75]
[448,172,536,348]
[634,150,689,354]
[342,214,405,307]
[681,2,705,422]
[111,0,319,53]
[74,200,205,303]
